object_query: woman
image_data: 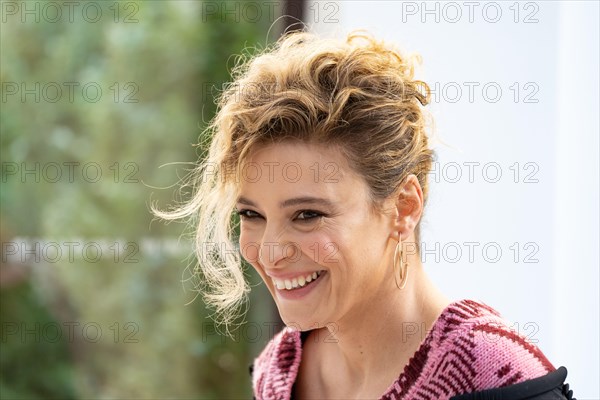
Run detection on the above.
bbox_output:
[153,30,576,399]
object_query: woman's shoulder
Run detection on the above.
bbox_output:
[428,298,556,391]
[249,326,302,399]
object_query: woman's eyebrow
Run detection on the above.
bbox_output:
[280,196,336,208]
[236,196,335,209]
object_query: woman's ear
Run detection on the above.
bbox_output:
[390,174,424,241]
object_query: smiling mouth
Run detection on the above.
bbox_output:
[272,270,325,291]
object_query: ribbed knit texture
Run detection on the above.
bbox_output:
[251,299,556,400]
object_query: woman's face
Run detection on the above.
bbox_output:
[236,141,397,331]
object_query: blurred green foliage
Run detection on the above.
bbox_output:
[1,1,282,398]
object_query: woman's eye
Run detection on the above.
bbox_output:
[236,209,261,219]
[296,210,323,221]
[235,209,324,222]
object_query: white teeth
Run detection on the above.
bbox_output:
[272,271,324,291]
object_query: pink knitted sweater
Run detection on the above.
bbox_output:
[250,299,556,399]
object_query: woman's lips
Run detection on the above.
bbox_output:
[271,270,325,290]
[272,271,327,301]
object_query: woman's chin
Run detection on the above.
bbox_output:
[279,313,321,332]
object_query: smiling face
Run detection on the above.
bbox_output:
[236,140,399,331]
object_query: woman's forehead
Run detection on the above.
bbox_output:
[235,142,372,207]
[240,143,350,184]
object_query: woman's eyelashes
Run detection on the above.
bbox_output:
[235,209,261,219]
[295,210,325,221]
[235,209,326,222]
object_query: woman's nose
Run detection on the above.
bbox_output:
[258,241,282,267]
[257,225,298,268]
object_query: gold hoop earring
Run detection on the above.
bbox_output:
[394,239,409,290]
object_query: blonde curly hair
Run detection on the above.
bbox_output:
[152,29,434,332]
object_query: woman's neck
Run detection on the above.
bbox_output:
[311,260,451,397]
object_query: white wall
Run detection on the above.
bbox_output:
[307,1,599,397]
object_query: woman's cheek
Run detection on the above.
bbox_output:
[238,232,261,267]
[297,234,338,266]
